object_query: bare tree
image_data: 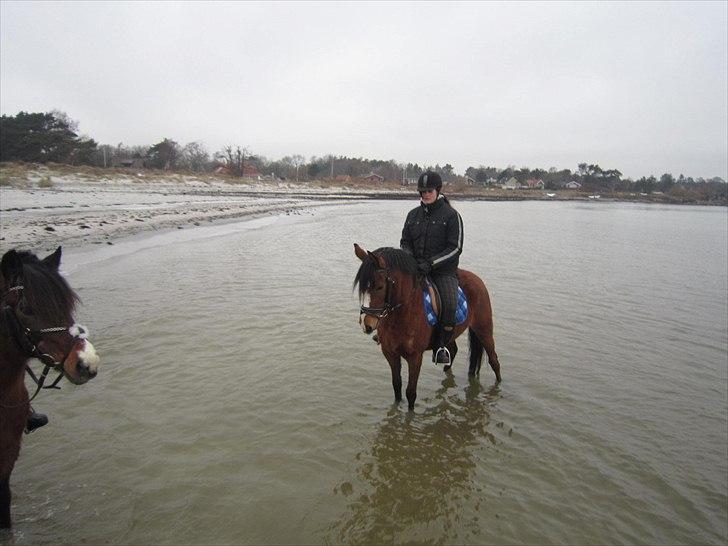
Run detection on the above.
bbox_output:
[215,145,247,177]
[291,154,305,182]
[181,141,210,172]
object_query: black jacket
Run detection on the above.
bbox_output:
[400,196,463,274]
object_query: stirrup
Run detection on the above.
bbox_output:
[434,346,451,366]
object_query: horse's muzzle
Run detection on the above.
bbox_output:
[64,339,100,385]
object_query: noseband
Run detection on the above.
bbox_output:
[360,268,403,325]
[1,285,88,405]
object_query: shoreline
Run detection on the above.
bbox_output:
[0,185,360,254]
[2,163,724,254]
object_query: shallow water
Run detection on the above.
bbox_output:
[5,201,727,545]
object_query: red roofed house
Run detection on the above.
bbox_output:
[365,172,385,183]
[243,164,260,178]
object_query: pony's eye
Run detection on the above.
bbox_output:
[18,301,34,316]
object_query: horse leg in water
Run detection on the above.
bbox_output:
[384,352,403,402]
[483,333,501,382]
[1,477,10,529]
[469,321,501,382]
[404,354,423,410]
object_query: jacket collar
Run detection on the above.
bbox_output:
[420,194,445,214]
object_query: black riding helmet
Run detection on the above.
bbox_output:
[417,171,442,193]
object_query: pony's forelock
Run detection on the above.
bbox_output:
[353,247,418,299]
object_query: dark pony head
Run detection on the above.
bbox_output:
[1,247,79,325]
[353,246,419,299]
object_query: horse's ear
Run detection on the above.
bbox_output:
[354,243,368,261]
[368,251,386,269]
[1,250,23,280]
[42,246,62,270]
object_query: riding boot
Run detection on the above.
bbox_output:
[25,407,49,434]
[433,325,454,366]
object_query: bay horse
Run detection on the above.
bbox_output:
[354,244,500,410]
[0,247,100,529]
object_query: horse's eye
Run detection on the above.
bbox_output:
[19,301,34,316]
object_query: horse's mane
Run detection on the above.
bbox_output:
[12,251,79,324]
[353,247,418,299]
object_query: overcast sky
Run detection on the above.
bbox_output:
[1,1,726,179]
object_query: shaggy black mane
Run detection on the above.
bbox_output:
[353,247,418,299]
[13,251,78,324]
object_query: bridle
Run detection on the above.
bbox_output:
[1,285,87,406]
[359,267,403,328]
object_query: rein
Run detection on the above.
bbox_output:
[1,285,84,408]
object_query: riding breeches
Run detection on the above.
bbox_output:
[431,272,459,327]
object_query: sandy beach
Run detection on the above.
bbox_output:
[0,164,408,254]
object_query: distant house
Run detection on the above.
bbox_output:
[565,181,582,189]
[213,164,261,178]
[465,175,476,186]
[501,176,519,190]
[243,164,260,178]
[525,178,545,189]
[365,172,384,183]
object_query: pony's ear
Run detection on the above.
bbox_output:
[368,251,386,269]
[42,246,62,270]
[1,249,23,280]
[354,243,368,261]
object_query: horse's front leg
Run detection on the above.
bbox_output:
[384,351,402,403]
[404,353,424,411]
[0,476,11,529]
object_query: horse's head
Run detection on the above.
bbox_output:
[353,244,418,335]
[1,247,100,385]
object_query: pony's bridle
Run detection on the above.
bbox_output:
[359,267,402,327]
[1,285,88,404]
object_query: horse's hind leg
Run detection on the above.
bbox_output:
[482,332,501,382]
[471,322,501,382]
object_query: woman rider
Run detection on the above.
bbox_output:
[400,171,463,366]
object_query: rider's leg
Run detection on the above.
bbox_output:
[432,273,459,365]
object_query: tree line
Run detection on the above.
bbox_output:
[1,110,725,203]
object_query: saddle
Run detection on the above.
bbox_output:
[423,279,468,326]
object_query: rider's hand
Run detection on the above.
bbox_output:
[417,260,431,275]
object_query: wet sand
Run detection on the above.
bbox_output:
[0,169,394,253]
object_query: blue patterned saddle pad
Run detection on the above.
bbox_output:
[423,285,468,326]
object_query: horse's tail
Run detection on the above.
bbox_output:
[468,327,484,376]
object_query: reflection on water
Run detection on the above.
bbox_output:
[326,378,502,545]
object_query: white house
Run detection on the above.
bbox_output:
[501,176,519,190]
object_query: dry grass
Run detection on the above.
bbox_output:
[37,175,54,188]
